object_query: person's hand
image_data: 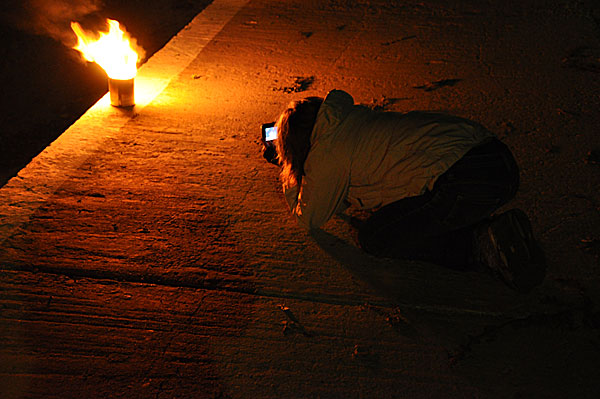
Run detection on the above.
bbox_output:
[262,144,279,165]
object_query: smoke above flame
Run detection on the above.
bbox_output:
[71,19,140,80]
[1,0,105,45]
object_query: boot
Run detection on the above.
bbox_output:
[473,209,546,293]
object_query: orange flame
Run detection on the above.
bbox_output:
[71,19,140,80]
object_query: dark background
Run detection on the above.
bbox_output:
[0,0,212,187]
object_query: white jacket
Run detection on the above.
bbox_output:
[284,90,494,230]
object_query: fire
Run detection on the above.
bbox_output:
[71,19,140,80]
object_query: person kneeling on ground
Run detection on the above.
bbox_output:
[266,89,546,292]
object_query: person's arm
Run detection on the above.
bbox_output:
[283,152,349,230]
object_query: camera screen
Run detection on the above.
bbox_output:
[265,126,278,141]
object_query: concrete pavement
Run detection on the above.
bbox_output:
[1,0,599,397]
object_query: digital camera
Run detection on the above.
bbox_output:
[261,122,279,165]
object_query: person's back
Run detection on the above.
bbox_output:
[305,90,494,218]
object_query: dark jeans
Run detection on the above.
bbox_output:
[357,138,520,268]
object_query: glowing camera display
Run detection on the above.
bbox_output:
[261,122,278,142]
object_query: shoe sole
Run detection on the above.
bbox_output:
[488,209,546,292]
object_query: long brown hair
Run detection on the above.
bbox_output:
[275,97,323,188]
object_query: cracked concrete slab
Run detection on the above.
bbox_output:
[1,0,599,398]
